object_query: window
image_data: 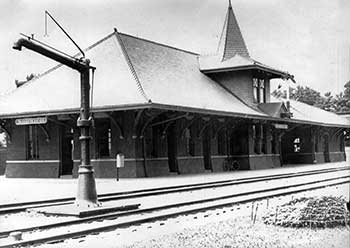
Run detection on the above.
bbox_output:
[261,125,267,154]
[185,128,195,156]
[293,138,301,153]
[340,133,345,152]
[271,133,276,154]
[253,78,266,103]
[95,119,112,157]
[252,124,259,154]
[26,125,39,159]
[217,129,226,155]
[253,78,258,103]
[314,135,318,152]
[151,126,160,157]
[259,79,265,103]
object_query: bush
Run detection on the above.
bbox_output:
[263,196,350,228]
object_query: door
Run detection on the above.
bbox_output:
[323,135,330,162]
[167,124,178,173]
[60,126,73,175]
[202,128,212,170]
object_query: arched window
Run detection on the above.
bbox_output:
[293,137,301,153]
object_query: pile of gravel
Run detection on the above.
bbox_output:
[263,196,350,228]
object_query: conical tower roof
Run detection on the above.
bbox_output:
[217,0,249,61]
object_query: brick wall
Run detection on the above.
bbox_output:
[6,120,61,178]
[0,148,7,175]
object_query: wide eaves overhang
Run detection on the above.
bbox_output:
[198,54,294,80]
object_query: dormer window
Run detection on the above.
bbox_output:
[253,78,266,103]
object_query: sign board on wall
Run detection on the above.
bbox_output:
[273,123,288,129]
[15,117,47,126]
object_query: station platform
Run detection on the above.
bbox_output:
[0,159,349,205]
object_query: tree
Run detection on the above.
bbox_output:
[272,85,325,106]
[272,82,350,113]
[333,81,350,112]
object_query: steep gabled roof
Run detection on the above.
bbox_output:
[217,0,249,60]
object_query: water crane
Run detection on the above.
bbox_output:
[13,37,100,208]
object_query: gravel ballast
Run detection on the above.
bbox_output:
[29,184,350,248]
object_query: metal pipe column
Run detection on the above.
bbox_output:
[76,66,99,207]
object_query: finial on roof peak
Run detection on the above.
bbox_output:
[228,0,232,8]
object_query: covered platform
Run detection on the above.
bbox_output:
[0,152,349,205]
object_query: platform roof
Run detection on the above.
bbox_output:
[270,97,350,128]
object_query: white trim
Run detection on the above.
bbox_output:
[7,160,60,163]
[211,155,227,159]
[249,154,279,158]
[87,158,145,162]
[177,156,204,160]
[146,157,169,161]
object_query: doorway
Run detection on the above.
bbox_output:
[167,124,178,173]
[323,135,330,162]
[202,128,212,170]
[60,126,74,176]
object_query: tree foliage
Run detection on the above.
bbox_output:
[272,81,350,113]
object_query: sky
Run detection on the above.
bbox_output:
[0,0,349,96]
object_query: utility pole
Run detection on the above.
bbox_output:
[13,37,99,208]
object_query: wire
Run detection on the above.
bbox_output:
[44,12,48,37]
[45,10,85,58]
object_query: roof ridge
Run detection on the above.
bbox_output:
[118,32,199,56]
[3,32,116,97]
[113,29,150,103]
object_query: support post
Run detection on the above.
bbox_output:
[75,66,99,207]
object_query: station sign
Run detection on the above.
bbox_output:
[273,123,288,129]
[15,117,47,126]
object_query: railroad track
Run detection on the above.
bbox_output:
[0,166,349,248]
[0,166,349,214]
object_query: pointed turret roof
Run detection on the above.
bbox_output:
[199,0,293,80]
[217,0,249,61]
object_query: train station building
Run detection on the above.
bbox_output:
[0,2,349,178]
